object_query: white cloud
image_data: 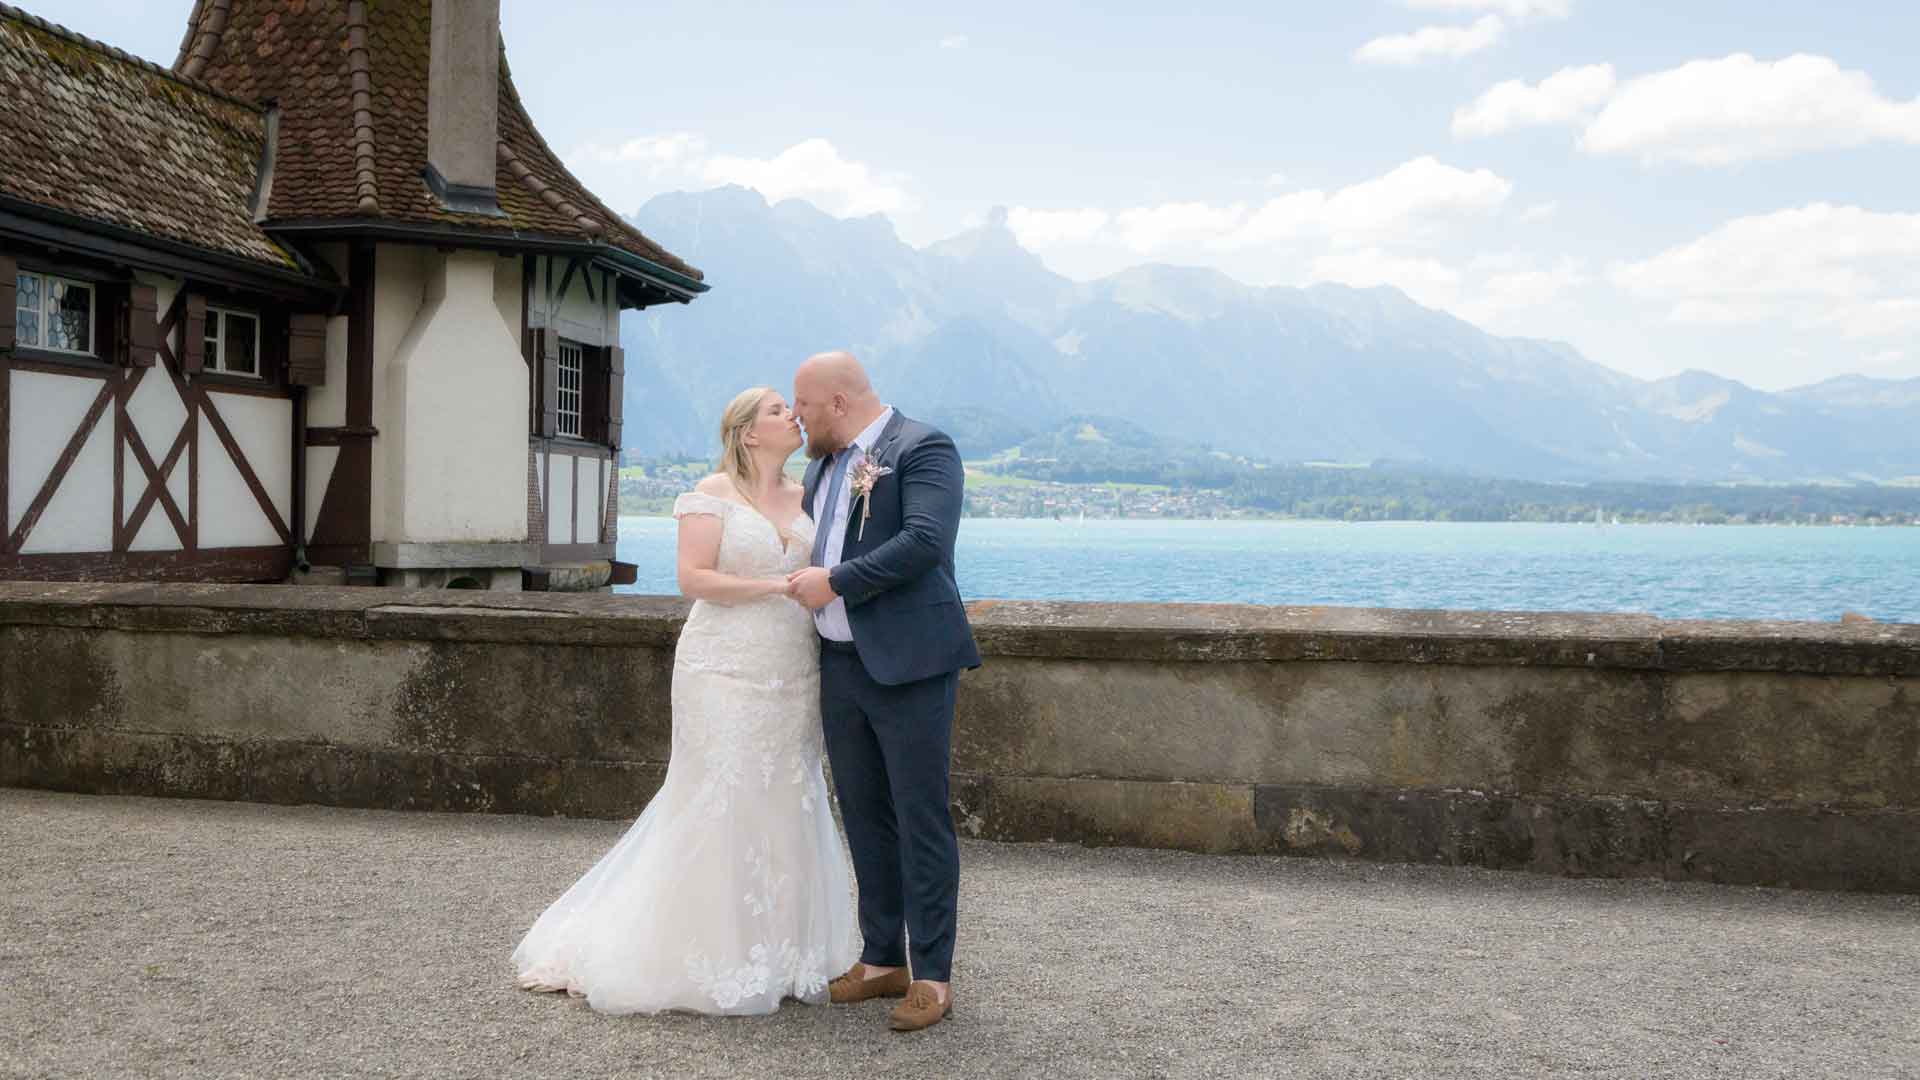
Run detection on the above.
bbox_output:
[1520,200,1559,222]
[1316,156,1511,242]
[566,132,711,214]
[701,138,915,217]
[1265,171,1290,187]
[1453,64,1615,138]
[1404,0,1570,16]
[569,132,707,176]
[1582,53,1920,166]
[1812,298,1920,341]
[1355,15,1504,66]
[1113,201,1249,253]
[566,135,915,220]
[1611,204,1920,342]
[1005,207,1111,247]
[1230,158,1512,250]
[1006,158,1511,260]
[940,34,969,49]
[1235,157,1511,248]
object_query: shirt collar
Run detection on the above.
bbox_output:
[848,406,894,456]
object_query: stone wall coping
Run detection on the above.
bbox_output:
[2,582,1916,676]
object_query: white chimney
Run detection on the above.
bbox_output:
[426,0,502,214]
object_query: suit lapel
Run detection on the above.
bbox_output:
[802,457,823,519]
[868,410,908,470]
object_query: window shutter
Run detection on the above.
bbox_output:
[126,284,159,368]
[97,281,129,365]
[537,328,559,437]
[182,295,207,374]
[288,313,328,386]
[604,345,625,447]
[0,254,16,352]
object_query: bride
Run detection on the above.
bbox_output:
[512,386,858,1015]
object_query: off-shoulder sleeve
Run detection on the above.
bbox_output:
[672,491,733,519]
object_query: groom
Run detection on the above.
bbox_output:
[786,350,981,1033]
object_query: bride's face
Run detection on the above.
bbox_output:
[748,393,803,458]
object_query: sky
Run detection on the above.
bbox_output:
[40,0,1920,391]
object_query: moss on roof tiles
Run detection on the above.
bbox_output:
[0,9,298,270]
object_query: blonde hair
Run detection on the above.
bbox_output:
[717,385,777,516]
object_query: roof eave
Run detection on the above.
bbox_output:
[262,218,711,304]
[0,194,341,305]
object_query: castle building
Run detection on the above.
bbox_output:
[0,0,705,590]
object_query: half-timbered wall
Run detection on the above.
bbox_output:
[524,254,621,565]
[2,254,298,583]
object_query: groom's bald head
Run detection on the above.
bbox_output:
[793,350,883,459]
[797,350,871,396]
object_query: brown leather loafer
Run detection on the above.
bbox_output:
[827,963,910,1004]
[888,982,953,1031]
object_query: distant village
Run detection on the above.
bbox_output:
[617,459,1243,519]
[618,459,1919,525]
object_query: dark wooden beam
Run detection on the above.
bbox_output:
[535,542,615,564]
[308,242,375,564]
[120,418,192,549]
[555,257,582,306]
[0,544,293,583]
[304,426,380,448]
[111,367,127,552]
[7,354,113,379]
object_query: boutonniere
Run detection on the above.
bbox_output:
[849,457,894,541]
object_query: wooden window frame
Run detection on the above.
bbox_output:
[531,330,622,450]
[556,337,585,439]
[14,269,101,360]
[202,305,263,379]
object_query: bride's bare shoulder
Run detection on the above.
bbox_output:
[694,473,736,498]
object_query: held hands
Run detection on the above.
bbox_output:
[784,567,837,610]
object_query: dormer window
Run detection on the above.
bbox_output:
[14,271,95,356]
[202,307,260,376]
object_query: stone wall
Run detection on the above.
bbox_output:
[3,583,1917,892]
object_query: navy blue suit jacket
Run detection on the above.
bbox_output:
[804,411,982,686]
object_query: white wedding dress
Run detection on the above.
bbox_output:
[512,491,858,1015]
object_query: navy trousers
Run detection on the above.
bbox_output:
[818,640,960,983]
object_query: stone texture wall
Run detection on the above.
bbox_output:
[3,583,1917,892]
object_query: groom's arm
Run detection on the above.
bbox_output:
[827,431,963,608]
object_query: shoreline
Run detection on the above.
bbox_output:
[616,512,1920,527]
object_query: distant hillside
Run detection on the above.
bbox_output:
[620,187,1920,484]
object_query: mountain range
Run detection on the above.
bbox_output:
[619,186,1920,484]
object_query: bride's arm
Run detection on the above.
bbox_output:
[676,511,787,603]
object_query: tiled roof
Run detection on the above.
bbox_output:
[175,0,702,283]
[0,5,298,270]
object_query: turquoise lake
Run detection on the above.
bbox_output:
[615,517,1920,624]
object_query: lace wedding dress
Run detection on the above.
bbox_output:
[512,490,858,1015]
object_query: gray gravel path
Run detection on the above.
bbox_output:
[3,788,1918,1079]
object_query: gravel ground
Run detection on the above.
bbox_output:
[2,788,1918,1079]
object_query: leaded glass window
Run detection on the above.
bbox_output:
[13,271,94,355]
[14,271,40,349]
[46,280,92,354]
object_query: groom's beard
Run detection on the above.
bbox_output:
[805,431,841,461]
